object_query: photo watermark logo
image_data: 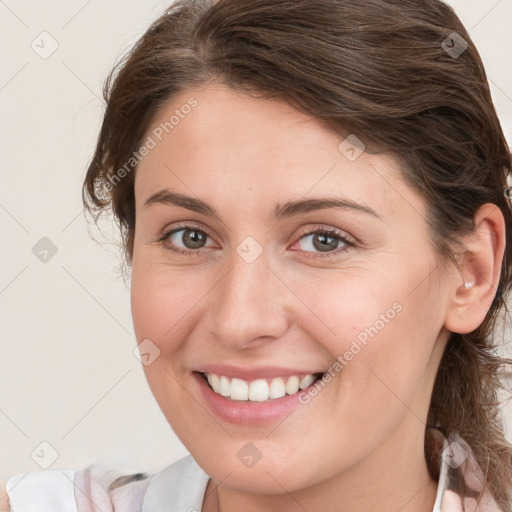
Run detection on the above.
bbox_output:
[298,301,403,404]
[105,97,198,191]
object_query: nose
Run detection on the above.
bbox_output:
[209,249,290,350]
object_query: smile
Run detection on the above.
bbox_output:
[203,372,323,402]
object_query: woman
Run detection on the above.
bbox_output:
[3,0,512,510]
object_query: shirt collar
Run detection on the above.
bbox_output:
[430,428,502,511]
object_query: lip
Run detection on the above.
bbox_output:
[195,364,324,381]
[192,370,323,427]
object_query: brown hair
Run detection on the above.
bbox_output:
[82,0,512,507]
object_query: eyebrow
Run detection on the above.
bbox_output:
[143,189,382,221]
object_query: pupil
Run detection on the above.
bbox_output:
[314,233,337,252]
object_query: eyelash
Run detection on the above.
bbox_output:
[157,224,356,259]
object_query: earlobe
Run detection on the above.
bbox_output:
[444,203,506,335]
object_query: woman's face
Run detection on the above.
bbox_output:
[131,82,452,494]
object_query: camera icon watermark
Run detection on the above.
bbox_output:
[236,236,263,264]
[32,237,58,263]
[237,442,262,468]
[31,31,59,59]
[338,134,366,162]
[442,32,468,59]
[31,441,59,469]
[442,441,469,469]
[133,338,161,366]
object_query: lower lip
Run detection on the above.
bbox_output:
[193,372,313,427]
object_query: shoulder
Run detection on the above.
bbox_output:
[142,454,210,510]
[3,454,209,512]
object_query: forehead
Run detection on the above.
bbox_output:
[134,82,425,222]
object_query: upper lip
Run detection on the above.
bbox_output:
[195,364,325,381]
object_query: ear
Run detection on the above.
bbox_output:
[444,203,506,335]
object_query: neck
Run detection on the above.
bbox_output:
[202,423,438,512]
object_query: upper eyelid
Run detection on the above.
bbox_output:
[161,222,217,242]
[294,225,354,243]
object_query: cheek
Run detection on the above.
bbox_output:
[130,262,202,422]
[291,266,404,352]
[305,263,442,403]
[130,260,210,353]
[312,253,441,352]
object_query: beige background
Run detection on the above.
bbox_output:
[1,0,512,479]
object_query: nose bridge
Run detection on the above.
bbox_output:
[210,245,289,348]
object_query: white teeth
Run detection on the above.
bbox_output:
[207,373,220,390]
[230,378,249,400]
[299,374,315,390]
[285,376,300,395]
[248,379,269,402]
[269,377,286,399]
[219,376,231,396]
[204,372,319,402]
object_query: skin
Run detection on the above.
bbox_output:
[129,82,505,512]
[1,81,503,511]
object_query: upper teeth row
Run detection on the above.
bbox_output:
[205,373,317,402]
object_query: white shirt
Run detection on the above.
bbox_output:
[4,430,503,511]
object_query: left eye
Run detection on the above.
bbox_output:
[294,229,353,255]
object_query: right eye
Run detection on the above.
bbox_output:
[159,225,216,255]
